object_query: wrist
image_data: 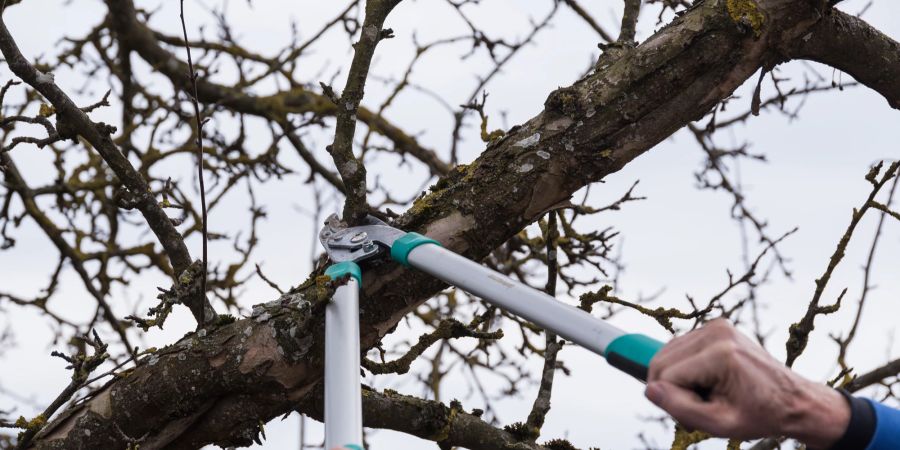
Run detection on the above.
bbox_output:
[779,379,850,448]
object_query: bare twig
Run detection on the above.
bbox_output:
[524,211,562,440]
[618,0,641,44]
[785,161,900,367]
[834,173,900,371]
[14,330,109,449]
[561,0,615,42]
[179,0,211,328]
[327,0,401,223]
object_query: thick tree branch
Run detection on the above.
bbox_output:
[785,8,900,109]
[844,358,900,393]
[301,388,557,450]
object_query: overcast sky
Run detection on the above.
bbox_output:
[1,1,899,449]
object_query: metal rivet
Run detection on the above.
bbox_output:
[350,231,368,243]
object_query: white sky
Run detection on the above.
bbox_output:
[1,1,899,449]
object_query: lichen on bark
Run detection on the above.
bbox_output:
[726,0,766,36]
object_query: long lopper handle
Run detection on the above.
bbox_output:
[324,262,365,450]
[391,233,664,382]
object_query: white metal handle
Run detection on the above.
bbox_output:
[406,243,627,356]
[324,279,363,450]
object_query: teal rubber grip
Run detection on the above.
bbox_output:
[343,445,364,450]
[390,232,441,267]
[324,261,362,284]
[604,333,664,382]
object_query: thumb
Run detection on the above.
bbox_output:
[646,380,734,435]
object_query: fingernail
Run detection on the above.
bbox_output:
[645,382,665,404]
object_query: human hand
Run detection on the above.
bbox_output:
[645,319,849,448]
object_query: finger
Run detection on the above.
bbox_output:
[647,347,679,381]
[646,380,736,436]
[648,334,698,381]
[656,344,729,391]
[649,323,728,381]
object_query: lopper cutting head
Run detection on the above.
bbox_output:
[319,214,405,263]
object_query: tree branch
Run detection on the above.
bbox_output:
[785,8,900,110]
[178,0,211,326]
[302,388,557,450]
[0,16,216,325]
[0,154,136,354]
[785,162,899,367]
[618,0,641,44]
[524,212,562,440]
[561,0,615,43]
[102,0,450,177]
[327,0,400,223]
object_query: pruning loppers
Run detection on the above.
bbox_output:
[319,214,664,450]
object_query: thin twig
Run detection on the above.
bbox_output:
[524,211,562,440]
[179,0,210,328]
[561,0,615,42]
[14,330,109,449]
[785,161,900,367]
[834,173,900,371]
[618,0,641,43]
[255,263,284,294]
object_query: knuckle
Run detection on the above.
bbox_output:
[677,329,703,346]
[707,318,734,332]
[706,319,739,340]
[712,340,740,363]
[648,356,669,381]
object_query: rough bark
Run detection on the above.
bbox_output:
[301,388,554,450]
[327,0,401,222]
[22,0,900,448]
[785,8,900,110]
